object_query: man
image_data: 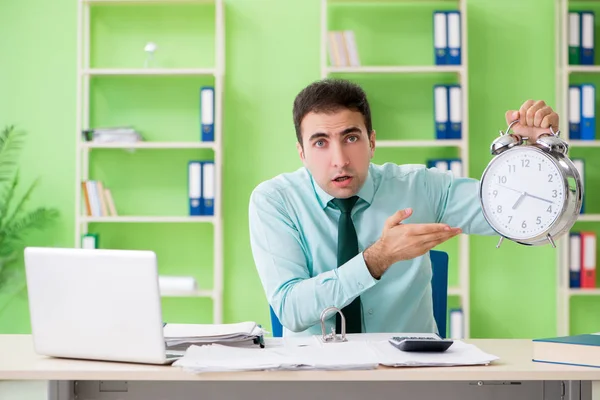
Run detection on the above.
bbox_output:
[248,78,559,337]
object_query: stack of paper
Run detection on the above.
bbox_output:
[369,340,499,367]
[163,321,266,351]
[173,341,379,373]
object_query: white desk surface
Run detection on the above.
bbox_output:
[1,334,599,382]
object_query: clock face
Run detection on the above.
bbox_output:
[480,147,566,240]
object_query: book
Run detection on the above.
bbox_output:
[533,333,600,368]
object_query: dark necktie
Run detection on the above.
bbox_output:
[331,196,362,334]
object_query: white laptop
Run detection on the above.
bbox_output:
[24,246,182,365]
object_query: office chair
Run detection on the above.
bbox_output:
[269,250,449,338]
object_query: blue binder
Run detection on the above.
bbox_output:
[580,11,595,65]
[201,86,215,142]
[580,83,595,140]
[569,85,581,140]
[434,85,449,139]
[188,161,202,216]
[447,84,462,139]
[447,11,461,65]
[569,232,581,288]
[201,161,215,216]
[433,11,447,65]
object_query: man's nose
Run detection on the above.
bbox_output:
[331,144,349,168]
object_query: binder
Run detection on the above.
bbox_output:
[569,85,581,140]
[569,12,581,65]
[449,308,463,339]
[580,231,596,288]
[573,158,585,213]
[570,232,581,288]
[580,11,595,65]
[448,84,462,139]
[188,161,202,216]
[433,11,447,65]
[581,83,595,140]
[201,86,215,142]
[434,85,449,139]
[81,233,99,249]
[449,159,463,177]
[427,159,449,172]
[447,11,461,65]
[201,161,215,216]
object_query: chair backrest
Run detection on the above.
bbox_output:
[269,250,449,338]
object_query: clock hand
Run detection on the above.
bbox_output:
[512,193,526,210]
[524,192,554,204]
[495,184,525,195]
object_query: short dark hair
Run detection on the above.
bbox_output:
[292,78,372,145]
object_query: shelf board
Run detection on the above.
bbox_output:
[569,288,600,296]
[568,66,600,74]
[326,66,463,74]
[161,289,213,298]
[82,68,216,76]
[82,0,215,4]
[569,140,600,147]
[81,216,214,223]
[81,142,216,149]
[328,0,459,4]
[577,214,600,222]
[377,139,463,148]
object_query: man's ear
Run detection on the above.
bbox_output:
[296,141,305,161]
[369,130,376,158]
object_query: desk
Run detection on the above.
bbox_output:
[0,334,599,400]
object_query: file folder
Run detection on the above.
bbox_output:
[447,11,461,65]
[580,12,595,65]
[433,12,447,65]
[569,85,581,140]
[570,232,581,288]
[434,85,449,139]
[201,161,215,216]
[569,12,581,65]
[580,231,596,288]
[201,86,215,142]
[188,161,202,216]
[448,85,462,139]
[581,83,595,140]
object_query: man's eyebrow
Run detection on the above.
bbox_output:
[307,127,362,142]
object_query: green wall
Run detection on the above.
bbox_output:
[0,0,594,339]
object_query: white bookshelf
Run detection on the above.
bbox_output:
[75,0,225,323]
[321,0,470,338]
[555,0,600,336]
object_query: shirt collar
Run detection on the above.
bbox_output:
[310,164,375,209]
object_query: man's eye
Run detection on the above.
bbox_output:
[315,140,325,147]
[347,136,358,143]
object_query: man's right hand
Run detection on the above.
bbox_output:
[363,208,461,279]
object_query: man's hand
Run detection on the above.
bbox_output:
[363,208,462,279]
[505,100,560,142]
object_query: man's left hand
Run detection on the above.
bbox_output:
[505,100,560,141]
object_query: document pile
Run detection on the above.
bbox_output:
[82,126,143,143]
[173,340,379,373]
[163,321,267,352]
[172,334,499,373]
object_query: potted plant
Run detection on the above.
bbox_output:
[0,125,59,304]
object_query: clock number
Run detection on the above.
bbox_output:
[521,221,527,228]
[508,216,513,223]
[497,205,502,213]
[552,189,557,198]
[538,163,542,171]
[498,176,507,184]
[493,190,498,197]
[548,174,553,183]
[547,205,552,213]
[508,164,516,173]
[536,216,542,225]
[521,159,530,168]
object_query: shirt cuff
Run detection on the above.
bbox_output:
[337,252,378,298]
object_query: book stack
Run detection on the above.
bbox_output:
[569,231,597,289]
[568,11,595,65]
[81,180,118,217]
[327,30,360,67]
[533,333,600,368]
[82,126,143,143]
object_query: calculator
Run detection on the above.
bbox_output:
[388,335,454,352]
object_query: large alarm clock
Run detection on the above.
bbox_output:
[479,119,583,248]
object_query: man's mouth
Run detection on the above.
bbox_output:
[333,176,351,182]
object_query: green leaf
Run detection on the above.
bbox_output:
[2,208,59,246]
[0,169,20,227]
[0,126,25,183]
[2,174,38,229]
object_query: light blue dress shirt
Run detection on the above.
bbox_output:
[248,162,496,337]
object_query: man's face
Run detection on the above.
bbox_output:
[297,108,375,199]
